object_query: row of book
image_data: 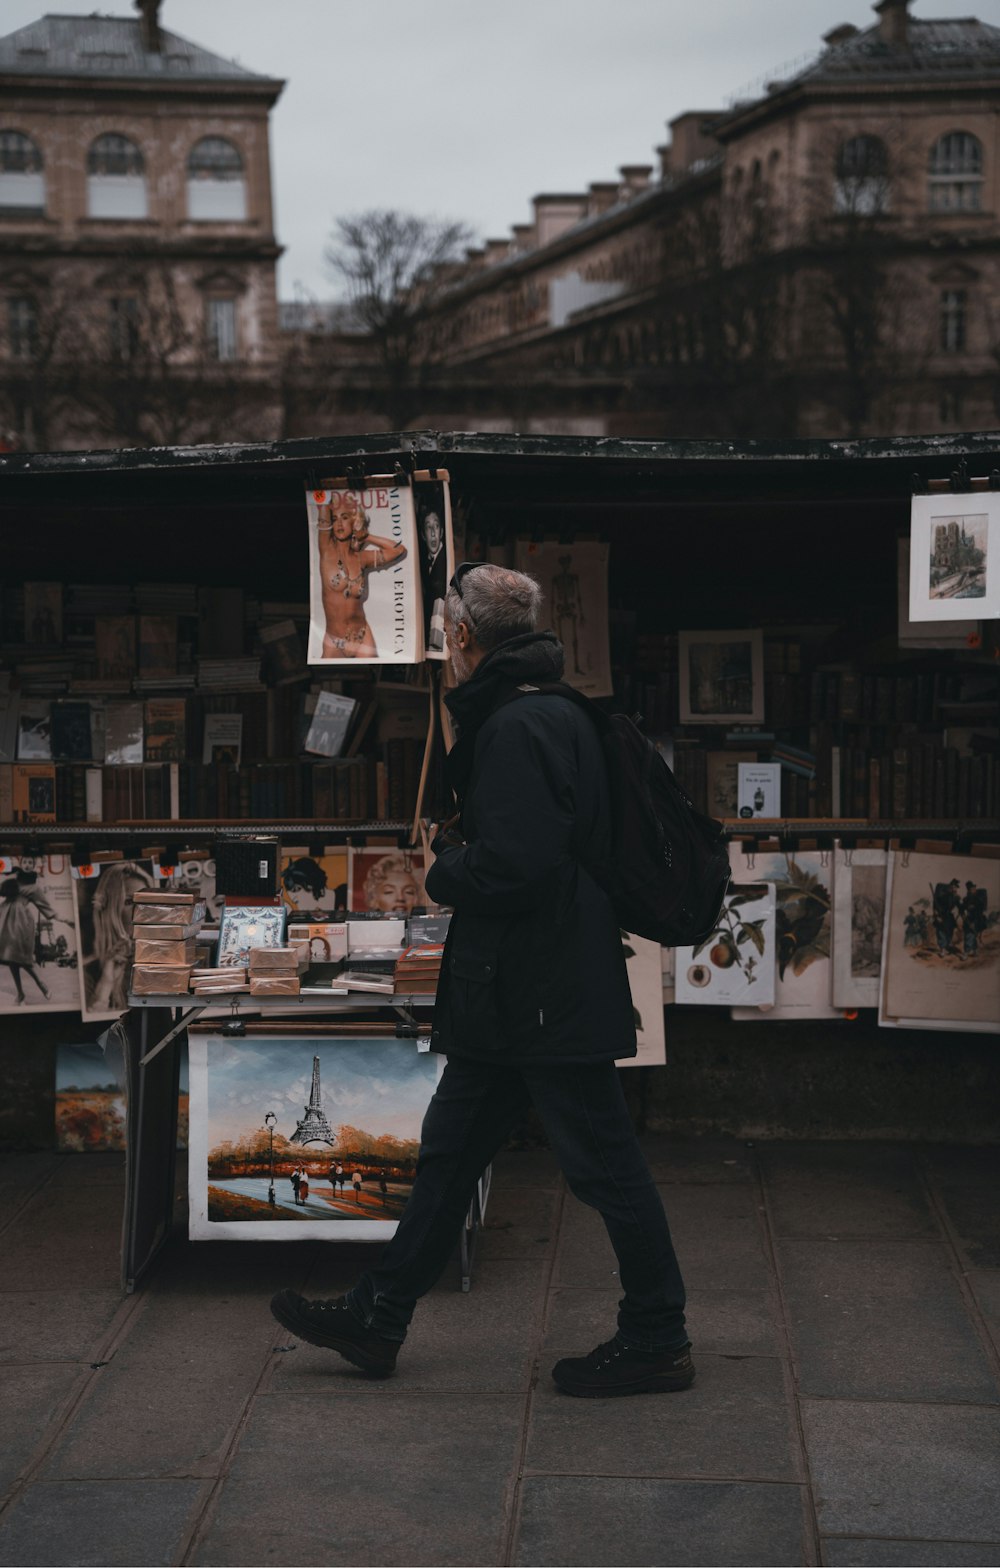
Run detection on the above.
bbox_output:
[1,742,429,825]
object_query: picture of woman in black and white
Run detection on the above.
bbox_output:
[416,486,449,656]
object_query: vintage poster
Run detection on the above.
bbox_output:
[73,858,158,1021]
[188,1034,442,1240]
[280,847,349,919]
[514,539,612,698]
[349,846,428,917]
[306,481,422,665]
[675,883,776,1008]
[908,492,1000,622]
[679,629,764,725]
[881,851,999,1026]
[661,942,675,1005]
[0,851,79,1014]
[414,473,455,661]
[216,903,287,968]
[617,931,666,1068]
[728,846,840,1021]
[831,846,887,1010]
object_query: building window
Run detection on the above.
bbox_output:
[86,133,148,219]
[109,296,140,360]
[187,137,247,221]
[206,297,237,361]
[8,295,38,359]
[834,135,889,215]
[939,388,963,426]
[928,133,983,213]
[0,130,45,213]
[940,289,967,353]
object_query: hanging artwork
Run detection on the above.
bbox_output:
[514,539,613,698]
[617,931,666,1068]
[908,492,1000,622]
[897,538,975,648]
[728,845,839,1021]
[678,629,764,725]
[216,903,287,968]
[55,1040,125,1152]
[74,857,158,1022]
[169,852,224,924]
[188,1034,443,1240]
[279,846,349,920]
[414,472,455,661]
[349,846,428,917]
[306,480,422,665]
[880,851,999,1028]
[675,883,777,1008]
[0,850,79,1014]
[831,845,887,1010]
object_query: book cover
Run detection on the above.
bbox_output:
[95,616,137,680]
[24,582,62,645]
[50,702,93,761]
[145,697,187,762]
[104,701,144,766]
[202,713,243,767]
[260,619,308,685]
[737,762,781,820]
[12,763,56,823]
[138,614,177,678]
[17,699,52,760]
[304,691,357,758]
[705,750,756,817]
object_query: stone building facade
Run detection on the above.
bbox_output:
[414,0,1000,439]
[0,3,284,449]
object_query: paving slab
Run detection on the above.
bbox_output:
[0,1479,205,1567]
[270,1260,547,1394]
[759,1144,935,1239]
[490,1148,561,1187]
[934,1184,1000,1270]
[966,1269,1000,1359]
[514,1476,809,1568]
[0,1363,87,1495]
[0,1288,126,1364]
[476,1184,561,1261]
[542,1284,782,1359]
[822,1537,1000,1566]
[0,1181,123,1292]
[192,1392,523,1567]
[0,1152,58,1196]
[526,1353,798,1482]
[802,1399,1000,1542]
[778,1240,999,1402]
[637,1135,755,1185]
[47,1153,126,1188]
[554,1184,771,1293]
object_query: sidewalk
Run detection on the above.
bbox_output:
[0,1138,998,1567]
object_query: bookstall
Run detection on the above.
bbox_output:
[1,430,998,1284]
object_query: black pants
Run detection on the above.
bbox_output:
[345,1055,688,1352]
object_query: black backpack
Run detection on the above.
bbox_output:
[510,682,731,947]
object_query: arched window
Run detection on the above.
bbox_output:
[0,131,45,212]
[834,135,889,215]
[87,133,147,218]
[187,137,247,221]
[928,132,983,213]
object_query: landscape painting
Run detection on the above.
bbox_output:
[188,1034,442,1240]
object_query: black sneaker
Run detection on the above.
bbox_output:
[552,1335,695,1399]
[270,1289,399,1378]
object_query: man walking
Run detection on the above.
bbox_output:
[272,564,692,1398]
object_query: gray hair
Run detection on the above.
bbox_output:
[445,565,543,651]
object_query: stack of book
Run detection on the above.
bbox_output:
[192,965,249,997]
[130,890,205,995]
[248,943,309,998]
[393,943,444,995]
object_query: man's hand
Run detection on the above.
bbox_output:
[431,813,464,856]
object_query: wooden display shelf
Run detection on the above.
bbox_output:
[0,819,413,836]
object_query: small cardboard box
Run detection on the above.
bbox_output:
[131,963,193,995]
[133,899,207,927]
[133,937,198,966]
[248,943,308,972]
[249,974,301,997]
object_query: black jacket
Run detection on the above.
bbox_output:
[426,631,636,1065]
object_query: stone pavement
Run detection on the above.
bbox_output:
[1,1138,998,1567]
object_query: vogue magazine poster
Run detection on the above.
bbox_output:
[306,481,422,665]
[188,1035,442,1240]
[0,851,79,1014]
[414,473,455,661]
[514,539,613,698]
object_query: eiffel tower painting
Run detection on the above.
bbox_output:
[289,1055,335,1146]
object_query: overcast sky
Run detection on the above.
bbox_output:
[2,0,987,299]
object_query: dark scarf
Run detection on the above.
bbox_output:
[444,631,565,805]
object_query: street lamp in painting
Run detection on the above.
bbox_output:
[265,1111,277,1206]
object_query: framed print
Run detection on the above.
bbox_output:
[675,883,776,1008]
[414,472,455,661]
[679,630,764,725]
[880,851,998,1027]
[514,539,613,699]
[908,492,1000,622]
[349,847,428,917]
[728,845,840,1021]
[0,851,79,1014]
[279,847,349,920]
[74,858,158,1021]
[306,480,422,665]
[617,931,666,1068]
[897,537,974,648]
[216,902,287,968]
[831,845,887,1010]
[188,1034,443,1240]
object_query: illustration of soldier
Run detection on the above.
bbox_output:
[931,877,961,956]
[903,906,923,947]
[960,880,988,958]
[552,552,587,677]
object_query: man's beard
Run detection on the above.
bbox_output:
[450,645,473,683]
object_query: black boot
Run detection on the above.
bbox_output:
[552,1335,695,1399]
[270,1289,400,1377]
